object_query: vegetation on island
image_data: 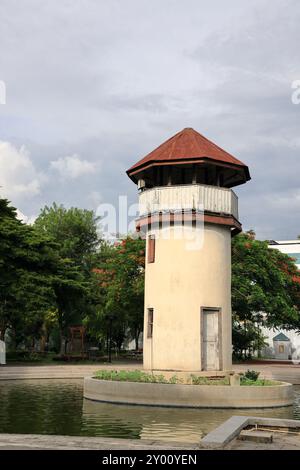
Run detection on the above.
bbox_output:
[93,369,279,386]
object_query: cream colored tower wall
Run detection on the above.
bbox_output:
[143,223,232,372]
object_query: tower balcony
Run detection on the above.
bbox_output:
[138,184,239,220]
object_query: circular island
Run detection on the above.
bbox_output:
[84,370,293,409]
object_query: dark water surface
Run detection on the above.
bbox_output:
[0,379,299,443]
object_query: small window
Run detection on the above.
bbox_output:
[279,345,285,354]
[148,235,155,263]
[147,308,154,338]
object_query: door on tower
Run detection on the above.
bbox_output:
[201,308,222,371]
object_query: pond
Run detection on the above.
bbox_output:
[0,379,299,443]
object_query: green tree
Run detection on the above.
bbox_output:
[34,203,101,353]
[0,198,17,218]
[232,323,268,359]
[34,203,100,267]
[232,232,300,357]
[0,199,56,345]
[89,236,145,352]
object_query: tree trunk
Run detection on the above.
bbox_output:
[117,338,123,353]
[106,329,109,358]
[135,331,140,351]
[40,335,46,352]
[0,327,5,341]
[60,330,66,356]
[0,302,7,342]
[11,328,17,351]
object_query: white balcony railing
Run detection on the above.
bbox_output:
[138,184,238,220]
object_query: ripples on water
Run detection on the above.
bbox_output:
[0,380,299,443]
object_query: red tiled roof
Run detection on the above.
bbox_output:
[127,127,249,176]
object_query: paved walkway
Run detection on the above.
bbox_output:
[1,362,300,383]
[0,362,142,380]
[0,433,198,450]
[0,429,299,450]
[200,415,300,450]
[227,431,300,450]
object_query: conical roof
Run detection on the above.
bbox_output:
[127,127,250,186]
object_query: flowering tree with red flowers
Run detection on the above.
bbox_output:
[87,236,145,351]
[232,232,300,357]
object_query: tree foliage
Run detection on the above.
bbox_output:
[87,236,145,350]
[0,199,56,344]
[232,232,300,357]
[34,203,101,352]
[35,203,100,266]
[2,196,300,362]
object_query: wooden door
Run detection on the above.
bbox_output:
[202,309,220,371]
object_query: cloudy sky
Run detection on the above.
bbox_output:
[0,0,300,239]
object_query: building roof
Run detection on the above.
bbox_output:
[269,240,300,246]
[273,332,290,342]
[127,127,250,185]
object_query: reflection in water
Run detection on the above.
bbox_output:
[82,398,296,442]
[0,380,299,443]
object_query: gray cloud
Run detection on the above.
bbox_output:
[0,0,299,239]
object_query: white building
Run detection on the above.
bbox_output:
[260,240,300,361]
[268,239,300,270]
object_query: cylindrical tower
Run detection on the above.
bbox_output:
[127,128,250,373]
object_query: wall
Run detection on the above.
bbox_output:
[84,377,294,409]
[143,223,232,372]
[261,326,300,361]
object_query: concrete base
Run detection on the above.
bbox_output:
[0,433,196,450]
[84,377,293,409]
[238,430,273,443]
[200,416,300,449]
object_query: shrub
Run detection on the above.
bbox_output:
[6,351,45,362]
[93,370,171,383]
[243,369,260,381]
[190,375,229,385]
[241,378,278,386]
[240,369,279,385]
[93,370,279,386]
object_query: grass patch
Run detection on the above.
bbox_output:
[94,370,173,383]
[93,370,282,386]
[240,377,280,386]
[190,375,230,385]
[94,370,230,385]
[239,369,280,386]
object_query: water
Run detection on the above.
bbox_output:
[0,379,299,443]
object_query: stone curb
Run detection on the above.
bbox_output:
[199,416,300,449]
[84,377,294,409]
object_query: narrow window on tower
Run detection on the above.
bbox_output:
[148,235,155,263]
[147,308,154,338]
